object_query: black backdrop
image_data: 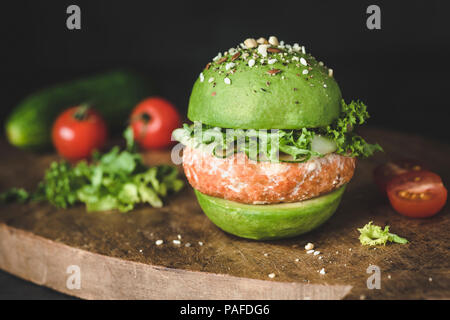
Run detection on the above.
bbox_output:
[0,0,449,299]
[1,0,450,142]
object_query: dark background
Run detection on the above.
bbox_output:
[2,0,450,141]
[0,0,449,299]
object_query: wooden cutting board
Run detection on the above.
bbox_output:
[0,127,449,300]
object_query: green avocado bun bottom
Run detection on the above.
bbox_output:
[195,185,346,240]
[181,36,374,240]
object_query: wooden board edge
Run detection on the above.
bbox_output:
[0,223,352,300]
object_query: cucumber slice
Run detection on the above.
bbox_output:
[311,135,337,155]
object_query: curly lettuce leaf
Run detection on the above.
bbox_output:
[173,100,382,162]
[2,132,184,213]
[321,100,383,157]
[72,153,183,212]
[358,222,408,246]
[174,123,321,163]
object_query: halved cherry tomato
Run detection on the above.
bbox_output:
[386,171,447,218]
[130,97,181,149]
[373,159,426,195]
[52,105,107,161]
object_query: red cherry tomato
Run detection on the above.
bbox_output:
[130,97,181,149]
[52,105,107,161]
[373,159,426,195]
[386,171,447,218]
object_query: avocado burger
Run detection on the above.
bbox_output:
[173,36,382,240]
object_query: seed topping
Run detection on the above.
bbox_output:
[267,69,281,75]
[231,52,241,61]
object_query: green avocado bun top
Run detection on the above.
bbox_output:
[188,36,342,129]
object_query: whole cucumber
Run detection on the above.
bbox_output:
[5,70,154,150]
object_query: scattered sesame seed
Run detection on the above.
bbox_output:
[257,44,269,57]
[199,73,204,82]
[300,57,307,66]
[177,234,182,240]
[244,38,257,49]
[295,258,300,262]
[257,37,268,44]
[302,69,309,75]
[264,253,269,257]
[318,256,323,260]
[328,69,334,77]
[225,62,236,70]
[307,249,315,254]
[228,47,237,55]
[313,251,320,256]
[349,248,352,251]
[388,275,392,279]
[301,46,306,54]
[185,243,191,247]
[319,61,324,66]
[155,240,163,246]
[336,251,339,254]
[268,58,277,65]
[323,84,327,88]
[305,243,314,250]
[198,241,204,246]
[319,268,326,275]
[248,59,255,67]
[429,277,433,282]
[139,249,143,253]
[268,36,279,46]
[268,273,276,279]
[173,240,181,245]
[224,77,231,85]
[208,77,215,83]
[360,294,366,300]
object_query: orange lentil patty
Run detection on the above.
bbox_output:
[183,146,356,204]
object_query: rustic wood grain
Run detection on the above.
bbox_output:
[0,127,449,300]
[0,224,351,299]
